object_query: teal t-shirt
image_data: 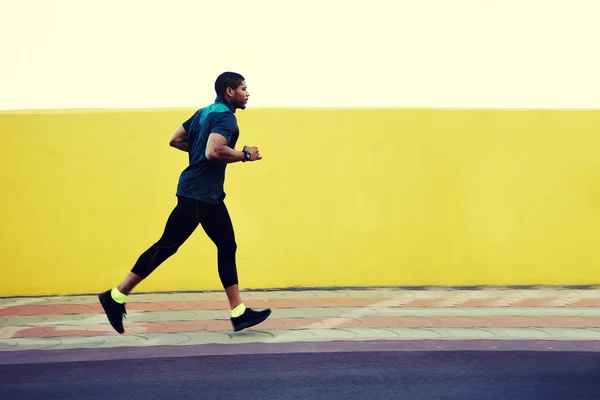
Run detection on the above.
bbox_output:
[176,96,239,204]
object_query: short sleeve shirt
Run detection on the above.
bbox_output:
[176,96,239,204]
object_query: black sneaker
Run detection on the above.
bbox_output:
[231,308,272,332]
[98,290,126,334]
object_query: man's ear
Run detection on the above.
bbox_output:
[225,87,234,97]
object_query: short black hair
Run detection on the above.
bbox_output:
[215,72,245,97]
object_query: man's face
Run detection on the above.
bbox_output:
[229,81,249,110]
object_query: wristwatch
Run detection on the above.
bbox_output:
[242,150,251,162]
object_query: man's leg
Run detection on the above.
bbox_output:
[117,272,143,296]
[99,196,200,334]
[199,201,271,331]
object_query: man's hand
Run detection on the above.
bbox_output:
[243,145,262,161]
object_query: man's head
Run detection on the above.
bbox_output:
[215,72,249,110]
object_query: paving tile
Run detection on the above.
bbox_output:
[534,316,600,328]
[0,338,64,351]
[569,299,600,307]
[38,296,98,305]
[138,310,223,322]
[361,308,471,317]
[228,331,280,344]
[0,305,54,317]
[376,328,443,339]
[0,304,93,317]
[263,330,317,343]
[0,315,48,327]
[43,337,107,350]
[0,298,50,307]
[423,328,500,339]
[399,299,464,307]
[147,320,231,333]
[458,298,520,307]
[269,307,348,319]
[293,328,358,340]
[338,316,438,329]
[512,298,574,307]
[520,290,600,299]
[128,300,250,312]
[135,293,225,302]
[128,333,193,347]
[184,331,234,345]
[342,328,401,340]
[11,324,146,339]
[536,328,600,340]
[242,291,358,299]
[0,338,19,350]
[0,326,28,340]
[487,328,557,339]
[90,335,155,348]
[414,290,524,299]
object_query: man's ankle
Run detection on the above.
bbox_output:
[231,303,246,318]
[110,287,128,304]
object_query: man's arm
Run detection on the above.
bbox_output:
[169,125,188,152]
[206,133,261,163]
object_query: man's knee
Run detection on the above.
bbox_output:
[217,240,237,256]
[159,243,180,256]
[131,241,182,278]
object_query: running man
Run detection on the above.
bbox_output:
[98,72,271,334]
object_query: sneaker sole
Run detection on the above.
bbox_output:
[233,309,272,332]
[98,293,125,334]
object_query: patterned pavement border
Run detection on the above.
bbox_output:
[1,288,599,361]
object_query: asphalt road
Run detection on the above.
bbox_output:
[2,350,600,399]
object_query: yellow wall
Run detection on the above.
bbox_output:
[1,108,600,296]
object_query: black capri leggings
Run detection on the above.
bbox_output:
[131,196,238,288]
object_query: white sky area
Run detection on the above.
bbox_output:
[1,0,599,109]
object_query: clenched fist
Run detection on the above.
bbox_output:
[243,145,262,161]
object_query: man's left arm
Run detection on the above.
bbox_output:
[169,125,188,152]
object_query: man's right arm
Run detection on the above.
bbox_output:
[206,133,261,163]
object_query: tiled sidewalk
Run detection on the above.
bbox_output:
[2,288,600,356]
